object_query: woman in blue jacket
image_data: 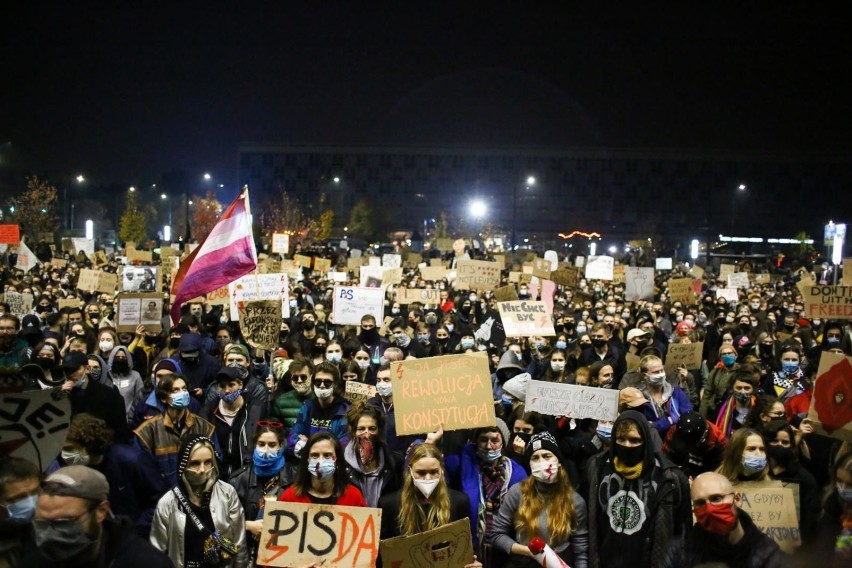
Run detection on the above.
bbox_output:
[286,362,351,458]
[637,355,693,437]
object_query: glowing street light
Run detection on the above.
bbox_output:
[333,177,340,183]
[203,173,211,181]
[129,186,136,192]
[526,176,536,186]
[469,199,487,219]
[85,220,94,240]
[76,175,85,183]
[738,184,746,191]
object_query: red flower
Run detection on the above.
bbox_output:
[813,358,852,434]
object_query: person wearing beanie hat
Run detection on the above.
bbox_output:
[585,410,691,568]
[20,465,173,567]
[151,435,246,567]
[491,430,589,566]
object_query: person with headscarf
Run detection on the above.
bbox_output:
[150,435,247,567]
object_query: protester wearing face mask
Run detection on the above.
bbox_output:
[0,457,40,567]
[106,345,144,421]
[540,348,571,383]
[227,422,292,564]
[342,405,400,508]
[578,323,627,384]
[280,431,366,508]
[586,410,692,568]
[588,360,616,389]
[765,344,807,402]
[134,374,218,485]
[270,360,314,430]
[717,428,768,482]
[177,332,220,399]
[20,465,172,568]
[636,355,692,437]
[0,314,29,369]
[30,341,61,386]
[357,314,389,366]
[490,431,588,567]
[682,472,785,567]
[700,345,740,420]
[366,363,413,463]
[714,366,760,438]
[662,412,727,479]
[323,340,344,366]
[201,367,267,481]
[130,359,196,428]
[286,362,351,459]
[151,436,247,567]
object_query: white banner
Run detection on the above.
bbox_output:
[525,380,619,421]
[332,285,385,326]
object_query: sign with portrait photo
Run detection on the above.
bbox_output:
[121,266,160,292]
[116,293,163,332]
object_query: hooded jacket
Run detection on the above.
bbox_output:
[150,435,247,567]
[108,345,144,420]
[586,410,692,568]
[178,332,220,393]
[491,350,523,400]
[638,380,693,437]
[201,395,267,481]
[86,352,117,388]
[286,395,351,456]
[343,438,401,508]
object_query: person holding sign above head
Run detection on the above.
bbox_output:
[680,472,788,568]
[286,362,351,459]
[490,431,589,568]
[279,431,366,506]
[378,443,481,567]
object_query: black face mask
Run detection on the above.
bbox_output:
[301,320,316,331]
[168,337,181,349]
[592,338,607,348]
[359,328,378,342]
[278,331,289,343]
[36,357,55,370]
[148,335,165,348]
[767,444,794,466]
[112,359,130,374]
[614,442,645,467]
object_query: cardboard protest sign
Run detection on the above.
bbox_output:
[664,341,704,372]
[798,284,852,319]
[727,272,750,290]
[368,256,381,267]
[0,224,21,244]
[806,351,852,441]
[403,252,422,268]
[382,253,401,268]
[719,263,736,281]
[531,258,552,279]
[382,267,403,286]
[524,380,619,421]
[493,253,505,268]
[380,518,473,568]
[492,284,519,302]
[436,237,454,251]
[508,271,521,283]
[314,257,332,273]
[396,288,440,305]
[204,285,230,305]
[420,265,447,282]
[0,389,71,471]
[271,233,290,254]
[359,265,385,288]
[751,273,771,284]
[127,247,153,263]
[77,269,118,293]
[392,352,495,435]
[294,254,312,268]
[57,298,80,311]
[843,259,852,285]
[121,266,160,292]
[238,300,280,350]
[51,257,68,268]
[690,264,705,279]
[333,286,385,326]
[455,260,501,290]
[497,301,556,337]
[116,293,163,332]
[344,381,377,405]
[159,246,177,259]
[715,288,739,303]
[550,266,578,287]
[625,267,655,301]
[734,480,801,554]
[258,501,381,567]
[3,292,33,317]
[229,273,290,320]
[668,277,694,305]
[612,264,626,285]
[429,257,444,267]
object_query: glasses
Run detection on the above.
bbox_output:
[692,492,734,509]
[0,326,16,333]
[314,380,334,388]
[256,420,284,429]
[32,509,91,530]
[291,374,309,383]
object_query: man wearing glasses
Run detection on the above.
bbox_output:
[286,362,351,459]
[683,471,786,567]
[18,465,171,567]
[0,314,29,369]
[270,360,314,431]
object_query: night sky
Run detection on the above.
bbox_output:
[3,4,850,192]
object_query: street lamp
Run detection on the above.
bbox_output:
[161,193,172,225]
[469,199,487,219]
[76,175,85,183]
[203,173,211,181]
[730,183,747,234]
[511,175,536,251]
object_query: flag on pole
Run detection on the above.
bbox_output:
[170,187,257,323]
[15,240,41,272]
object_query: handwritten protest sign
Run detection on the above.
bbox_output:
[116,293,163,332]
[0,224,21,244]
[612,264,626,285]
[524,380,619,421]
[294,254,312,268]
[238,300,280,350]
[392,353,495,435]
[57,298,80,311]
[271,233,289,254]
[3,292,33,317]
[380,518,473,568]
[719,263,736,281]
[455,260,501,290]
[51,257,67,268]
[314,257,332,273]
[205,284,231,306]
[843,259,852,286]
[690,264,705,279]
[715,288,739,303]
[382,267,403,286]
[734,481,801,554]
[625,267,655,301]
[344,381,377,405]
[531,258,552,279]
[492,284,519,302]
[497,301,555,337]
[333,286,385,326]
[382,254,401,268]
[727,272,750,290]
[420,265,447,282]
[258,501,381,567]
[396,288,440,305]
[806,351,852,441]
[229,273,290,320]
[668,277,694,305]
[798,284,852,319]
[664,341,704,372]
[127,247,153,263]
[550,266,579,287]
[0,389,71,471]
[77,269,118,293]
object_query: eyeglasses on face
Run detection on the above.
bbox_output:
[256,420,284,429]
[313,379,334,388]
[290,374,309,383]
[692,492,734,509]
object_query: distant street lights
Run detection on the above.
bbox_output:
[511,175,536,251]
[469,199,487,219]
[730,183,747,234]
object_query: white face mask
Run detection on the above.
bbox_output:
[550,361,565,372]
[376,382,393,398]
[412,476,440,499]
[355,359,371,371]
[530,460,559,484]
[99,340,114,352]
[314,386,334,399]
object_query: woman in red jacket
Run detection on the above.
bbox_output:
[279,431,366,506]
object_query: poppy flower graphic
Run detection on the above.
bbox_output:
[813,358,852,434]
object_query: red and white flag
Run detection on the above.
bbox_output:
[170,187,257,323]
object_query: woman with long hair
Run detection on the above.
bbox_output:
[490,431,588,567]
[279,431,366,506]
[378,443,481,566]
[744,394,786,433]
[813,452,852,565]
[343,404,400,508]
[716,428,768,482]
[151,435,246,567]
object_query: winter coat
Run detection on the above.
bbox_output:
[134,410,219,485]
[107,345,144,421]
[270,389,313,432]
[279,483,366,506]
[639,381,693,437]
[683,509,789,568]
[344,441,402,508]
[285,396,351,456]
[699,365,735,419]
[201,397,267,481]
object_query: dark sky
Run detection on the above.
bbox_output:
[3,4,850,191]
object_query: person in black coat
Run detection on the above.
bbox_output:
[58,352,131,442]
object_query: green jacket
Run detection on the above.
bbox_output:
[0,337,29,369]
[269,390,313,433]
[699,366,735,420]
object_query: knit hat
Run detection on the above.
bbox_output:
[502,372,531,401]
[524,431,565,464]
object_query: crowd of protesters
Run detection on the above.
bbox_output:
[1,240,850,568]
